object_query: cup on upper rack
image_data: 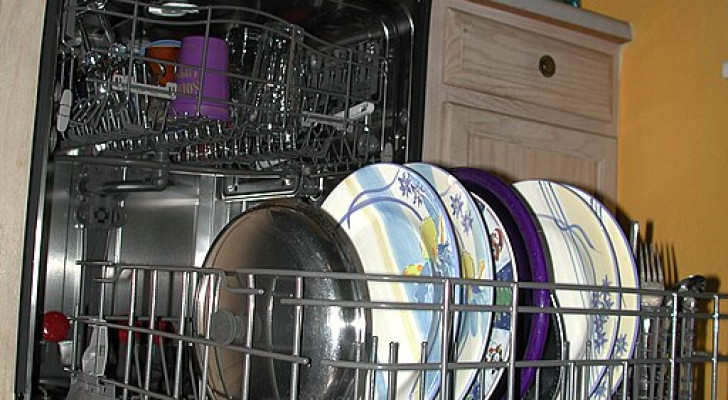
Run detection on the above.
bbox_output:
[144,39,181,87]
[170,35,230,121]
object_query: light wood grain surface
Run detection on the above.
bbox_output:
[424,0,627,206]
[443,8,614,122]
[467,0,631,43]
[0,0,46,396]
[441,102,616,198]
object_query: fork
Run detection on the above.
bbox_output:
[638,242,666,399]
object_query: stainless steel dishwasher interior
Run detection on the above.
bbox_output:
[34,0,419,397]
[23,2,728,400]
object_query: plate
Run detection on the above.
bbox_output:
[525,294,567,400]
[322,164,461,400]
[566,185,640,398]
[195,200,369,399]
[407,163,495,400]
[514,180,621,397]
[451,168,550,397]
[466,192,518,400]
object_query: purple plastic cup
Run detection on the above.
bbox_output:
[171,36,230,120]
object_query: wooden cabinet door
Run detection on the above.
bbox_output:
[422,0,628,205]
[429,102,616,201]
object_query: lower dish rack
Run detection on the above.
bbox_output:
[51,261,728,400]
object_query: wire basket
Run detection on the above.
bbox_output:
[56,0,388,174]
[62,261,728,400]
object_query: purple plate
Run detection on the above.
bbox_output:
[451,168,551,397]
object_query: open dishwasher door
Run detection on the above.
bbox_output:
[16,0,430,398]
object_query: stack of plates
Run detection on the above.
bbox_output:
[321,164,552,399]
[321,164,639,399]
[196,163,640,400]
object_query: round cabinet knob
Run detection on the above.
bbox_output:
[42,311,70,343]
[539,55,556,77]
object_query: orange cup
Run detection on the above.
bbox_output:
[145,41,181,86]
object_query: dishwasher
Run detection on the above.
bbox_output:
[15,0,728,399]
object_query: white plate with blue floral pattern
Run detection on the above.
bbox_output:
[514,180,621,398]
[322,163,461,400]
[407,163,495,400]
[566,185,640,399]
[467,191,518,400]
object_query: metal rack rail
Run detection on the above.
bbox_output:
[58,261,728,400]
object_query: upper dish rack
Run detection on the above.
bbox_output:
[54,0,388,175]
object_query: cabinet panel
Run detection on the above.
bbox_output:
[443,8,614,122]
[467,132,601,189]
[428,102,616,201]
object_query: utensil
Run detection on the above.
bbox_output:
[629,221,639,258]
[675,274,706,399]
[652,244,671,400]
[636,241,665,399]
[152,321,173,396]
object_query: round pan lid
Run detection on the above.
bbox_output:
[195,200,369,400]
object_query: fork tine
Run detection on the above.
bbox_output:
[653,244,664,285]
[639,242,647,281]
[665,244,671,285]
[647,243,655,282]
[657,245,666,284]
[644,243,655,283]
[643,242,650,281]
[644,242,652,282]
[630,221,640,256]
[636,242,642,277]
[652,245,663,282]
[669,244,678,285]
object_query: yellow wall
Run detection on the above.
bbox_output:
[582,1,728,397]
[580,0,728,284]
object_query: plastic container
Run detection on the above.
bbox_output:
[171,36,230,120]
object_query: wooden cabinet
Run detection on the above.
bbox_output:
[0,0,47,395]
[423,0,631,205]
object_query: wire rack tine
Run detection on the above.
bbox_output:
[64,256,727,400]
